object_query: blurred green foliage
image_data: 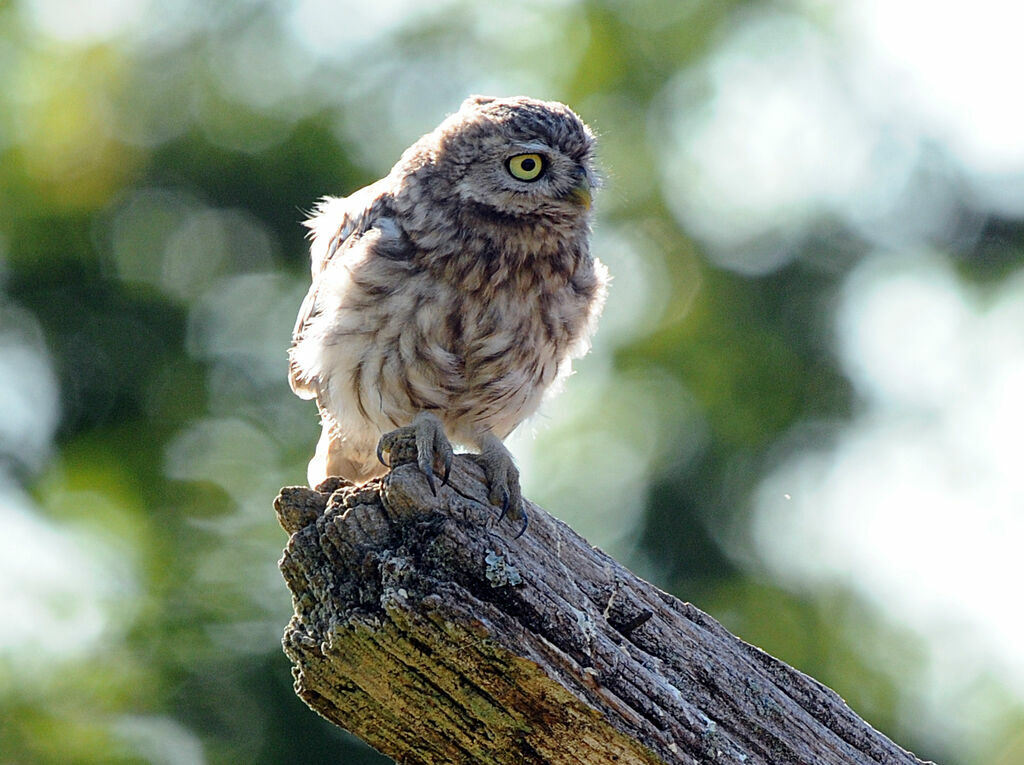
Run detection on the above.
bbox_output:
[2,2,1024,764]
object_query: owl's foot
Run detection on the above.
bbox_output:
[377,411,453,495]
[472,434,527,538]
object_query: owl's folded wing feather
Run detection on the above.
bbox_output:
[288,187,384,398]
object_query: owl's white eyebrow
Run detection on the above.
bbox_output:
[510,141,551,155]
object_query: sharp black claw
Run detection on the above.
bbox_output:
[496,488,510,522]
[376,441,388,467]
[424,465,437,496]
[513,512,528,540]
[442,450,452,486]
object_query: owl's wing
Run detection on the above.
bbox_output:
[288,184,405,398]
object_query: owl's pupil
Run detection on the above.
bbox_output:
[520,158,536,171]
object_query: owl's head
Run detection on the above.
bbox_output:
[401,95,597,224]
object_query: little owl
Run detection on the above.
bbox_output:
[288,95,607,533]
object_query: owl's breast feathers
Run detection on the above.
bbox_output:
[289,185,606,442]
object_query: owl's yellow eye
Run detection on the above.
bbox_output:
[506,153,545,181]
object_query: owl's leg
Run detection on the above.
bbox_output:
[472,432,527,538]
[376,410,454,495]
[310,413,386,488]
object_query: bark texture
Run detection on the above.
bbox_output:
[276,452,930,765]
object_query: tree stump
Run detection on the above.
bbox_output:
[275,453,930,765]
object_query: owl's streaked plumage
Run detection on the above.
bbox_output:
[289,95,607,530]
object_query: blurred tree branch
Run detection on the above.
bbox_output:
[275,456,931,765]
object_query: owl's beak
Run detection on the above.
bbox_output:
[566,178,592,210]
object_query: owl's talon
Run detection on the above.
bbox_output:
[472,435,525,532]
[496,488,511,522]
[378,411,453,497]
[513,513,529,540]
[442,450,452,486]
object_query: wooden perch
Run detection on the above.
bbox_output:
[275,452,931,765]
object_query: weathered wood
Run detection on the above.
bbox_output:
[276,453,931,765]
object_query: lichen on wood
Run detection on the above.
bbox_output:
[276,455,930,765]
